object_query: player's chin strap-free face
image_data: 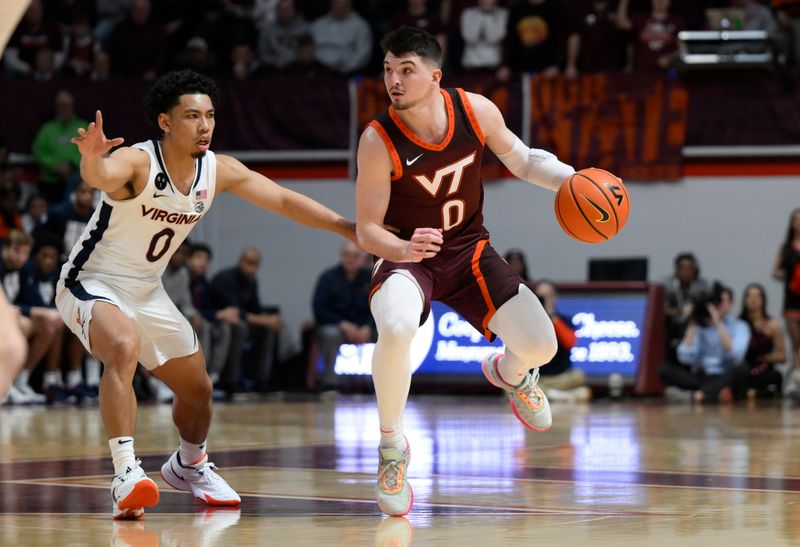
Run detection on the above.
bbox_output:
[496,137,575,192]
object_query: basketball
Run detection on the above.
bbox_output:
[554,168,630,244]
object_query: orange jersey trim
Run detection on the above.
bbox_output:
[388,89,455,152]
[369,281,384,304]
[456,88,485,145]
[367,120,403,181]
[471,239,497,340]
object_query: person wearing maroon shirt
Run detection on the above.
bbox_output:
[356,27,582,517]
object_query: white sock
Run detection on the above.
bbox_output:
[85,356,101,386]
[179,436,207,466]
[380,425,406,450]
[43,371,63,389]
[66,370,83,390]
[497,354,528,386]
[109,436,137,475]
[370,275,422,451]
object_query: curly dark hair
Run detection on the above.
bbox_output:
[143,70,220,133]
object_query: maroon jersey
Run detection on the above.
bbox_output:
[367,88,489,262]
[368,89,523,341]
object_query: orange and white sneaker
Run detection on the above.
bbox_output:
[111,460,160,519]
[160,451,241,506]
[482,352,552,432]
[375,441,413,517]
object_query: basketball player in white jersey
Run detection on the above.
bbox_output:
[0,0,30,401]
[60,70,355,519]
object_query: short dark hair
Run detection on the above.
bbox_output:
[143,70,220,133]
[380,27,442,68]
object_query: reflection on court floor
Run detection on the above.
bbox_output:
[2,396,800,546]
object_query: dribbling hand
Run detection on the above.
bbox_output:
[404,227,443,262]
[70,110,124,157]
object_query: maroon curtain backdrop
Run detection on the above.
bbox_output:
[528,73,688,181]
[685,71,800,147]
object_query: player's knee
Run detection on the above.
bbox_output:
[377,314,417,348]
[516,328,558,365]
[194,374,213,402]
[104,334,140,369]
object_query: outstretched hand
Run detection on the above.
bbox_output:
[404,227,443,263]
[70,110,124,157]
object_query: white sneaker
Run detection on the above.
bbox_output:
[111,460,160,519]
[482,353,552,432]
[160,450,240,506]
[375,441,413,517]
[15,383,47,404]
[6,384,43,405]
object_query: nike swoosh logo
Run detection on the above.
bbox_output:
[171,460,186,481]
[583,196,610,223]
[118,439,133,444]
[153,192,168,199]
[405,153,424,166]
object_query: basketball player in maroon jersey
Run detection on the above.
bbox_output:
[356,27,577,516]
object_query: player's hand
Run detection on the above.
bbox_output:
[404,227,443,263]
[71,110,124,157]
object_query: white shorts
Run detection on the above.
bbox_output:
[55,274,198,370]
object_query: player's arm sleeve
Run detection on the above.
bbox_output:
[496,136,575,191]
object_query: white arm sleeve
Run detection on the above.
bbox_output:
[496,137,575,191]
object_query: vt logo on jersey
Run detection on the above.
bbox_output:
[412,152,476,231]
[413,152,476,198]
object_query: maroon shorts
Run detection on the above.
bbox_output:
[370,239,521,341]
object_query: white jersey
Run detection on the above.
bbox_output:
[60,140,217,287]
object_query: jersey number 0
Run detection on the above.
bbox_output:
[146,228,176,262]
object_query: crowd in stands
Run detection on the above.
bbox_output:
[2,0,798,85]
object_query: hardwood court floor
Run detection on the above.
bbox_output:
[2,394,800,546]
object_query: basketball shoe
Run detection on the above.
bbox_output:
[111,460,160,520]
[375,441,413,517]
[160,451,241,506]
[482,352,552,432]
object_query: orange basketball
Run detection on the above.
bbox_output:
[554,168,630,244]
